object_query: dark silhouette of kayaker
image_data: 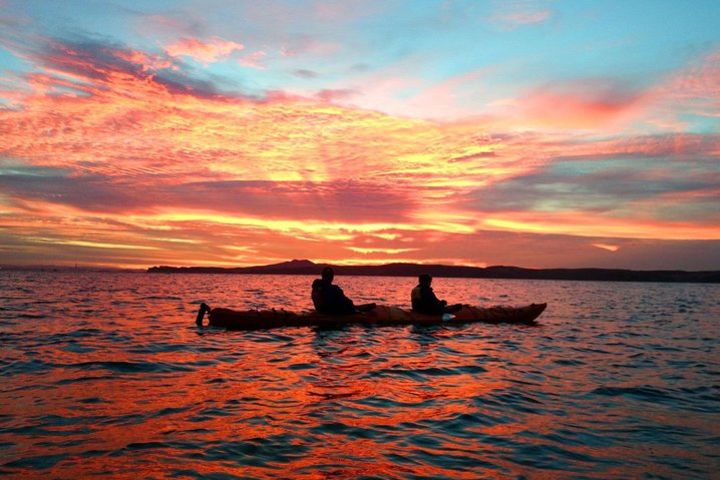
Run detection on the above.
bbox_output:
[312,267,375,314]
[411,274,462,315]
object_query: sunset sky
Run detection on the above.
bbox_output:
[1,0,719,270]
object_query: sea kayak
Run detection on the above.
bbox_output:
[195,303,547,330]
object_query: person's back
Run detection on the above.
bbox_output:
[411,274,461,315]
[411,274,445,314]
[312,267,356,315]
[311,279,324,312]
[322,283,356,314]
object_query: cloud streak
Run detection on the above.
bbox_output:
[165,36,244,63]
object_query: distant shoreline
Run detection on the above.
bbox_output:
[145,259,720,284]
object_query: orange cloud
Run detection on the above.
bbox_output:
[1,37,719,269]
[483,212,720,241]
[165,36,244,63]
[592,243,620,252]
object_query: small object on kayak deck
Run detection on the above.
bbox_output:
[194,303,547,330]
[442,313,455,321]
[195,302,211,326]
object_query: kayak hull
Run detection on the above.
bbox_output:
[200,303,547,330]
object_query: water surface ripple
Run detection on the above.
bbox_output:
[1,272,719,478]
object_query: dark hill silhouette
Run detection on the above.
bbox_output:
[147,259,720,283]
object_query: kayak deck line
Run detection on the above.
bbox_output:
[195,303,547,330]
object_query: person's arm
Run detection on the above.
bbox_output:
[426,286,445,309]
[337,285,356,311]
[325,285,356,313]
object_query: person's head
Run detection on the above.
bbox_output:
[418,274,432,286]
[321,266,334,283]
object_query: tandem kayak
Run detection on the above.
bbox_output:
[195,303,547,330]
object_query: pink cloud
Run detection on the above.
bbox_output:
[544,47,720,134]
[493,80,652,130]
[312,0,387,20]
[494,9,551,26]
[280,39,343,58]
[664,50,720,103]
[238,50,267,69]
[490,1,553,30]
[115,50,174,72]
[642,49,720,128]
[315,88,356,102]
[165,36,244,63]
[321,70,488,120]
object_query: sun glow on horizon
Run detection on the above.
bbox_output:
[0,0,719,269]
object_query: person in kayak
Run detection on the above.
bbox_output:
[312,267,358,314]
[411,274,462,315]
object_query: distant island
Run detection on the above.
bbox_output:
[148,259,720,283]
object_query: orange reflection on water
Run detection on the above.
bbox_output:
[2,272,719,479]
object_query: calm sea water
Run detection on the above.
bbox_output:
[1,271,718,479]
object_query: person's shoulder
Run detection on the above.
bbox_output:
[312,279,323,288]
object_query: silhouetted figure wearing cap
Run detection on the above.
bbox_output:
[312,267,375,315]
[411,274,462,315]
